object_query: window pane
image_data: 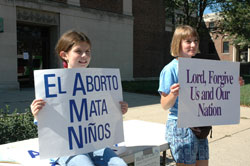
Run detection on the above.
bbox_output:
[209,22,214,29]
[223,42,229,53]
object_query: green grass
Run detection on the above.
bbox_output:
[240,84,250,106]
[240,75,250,107]
[122,75,250,106]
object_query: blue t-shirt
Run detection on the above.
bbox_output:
[158,58,178,120]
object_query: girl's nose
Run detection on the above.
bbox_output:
[191,41,196,47]
[81,52,86,57]
[81,51,90,57]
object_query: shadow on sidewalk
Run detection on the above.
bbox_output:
[123,92,160,108]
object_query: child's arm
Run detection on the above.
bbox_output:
[119,101,128,115]
[160,83,179,110]
[30,99,46,120]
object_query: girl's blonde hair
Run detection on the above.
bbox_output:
[55,30,91,63]
[170,25,200,57]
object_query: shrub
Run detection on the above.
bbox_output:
[0,105,38,145]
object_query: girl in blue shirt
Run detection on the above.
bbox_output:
[159,25,244,166]
[158,25,208,166]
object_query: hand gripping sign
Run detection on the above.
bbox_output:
[34,68,124,159]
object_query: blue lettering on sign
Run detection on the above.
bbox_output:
[97,124,104,140]
[67,123,111,150]
[89,99,108,118]
[88,123,97,143]
[94,76,101,91]
[106,75,112,90]
[44,74,57,98]
[100,75,107,91]
[28,150,56,166]
[44,74,66,98]
[50,161,57,166]
[112,75,119,90]
[69,98,108,122]
[69,98,88,122]
[105,123,111,138]
[28,150,39,158]
[68,126,84,150]
[73,73,87,96]
[85,75,119,92]
[58,77,66,94]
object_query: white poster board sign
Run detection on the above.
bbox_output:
[34,68,124,159]
[0,139,52,166]
[134,147,160,166]
[178,58,240,128]
[121,120,166,147]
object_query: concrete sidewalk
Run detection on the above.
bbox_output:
[0,88,250,165]
[125,93,250,166]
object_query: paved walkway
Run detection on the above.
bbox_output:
[124,93,250,166]
[1,88,250,165]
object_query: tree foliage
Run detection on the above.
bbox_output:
[164,0,250,47]
[212,0,250,47]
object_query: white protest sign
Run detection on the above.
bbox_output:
[121,120,166,147]
[134,147,160,166]
[178,58,240,128]
[34,68,124,159]
[0,138,52,166]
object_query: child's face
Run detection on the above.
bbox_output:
[179,36,198,58]
[62,41,91,68]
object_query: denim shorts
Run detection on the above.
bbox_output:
[166,119,209,164]
[56,148,127,166]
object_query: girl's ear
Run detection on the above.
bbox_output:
[60,51,68,62]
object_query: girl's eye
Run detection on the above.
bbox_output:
[185,39,198,44]
[85,50,91,55]
[75,50,82,54]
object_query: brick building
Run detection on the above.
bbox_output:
[132,1,220,79]
[0,0,221,90]
[203,13,250,62]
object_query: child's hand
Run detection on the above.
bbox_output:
[119,101,128,115]
[170,83,180,96]
[239,77,245,86]
[30,99,46,120]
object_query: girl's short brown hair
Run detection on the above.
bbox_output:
[170,25,200,57]
[55,30,91,62]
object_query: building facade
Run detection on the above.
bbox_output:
[1,0,226,91]
[0,0,133,90]
[132,0,170,79]
[203,13,250,63]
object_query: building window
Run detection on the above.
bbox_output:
[209,22,214,29]
[223,41,229,53]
